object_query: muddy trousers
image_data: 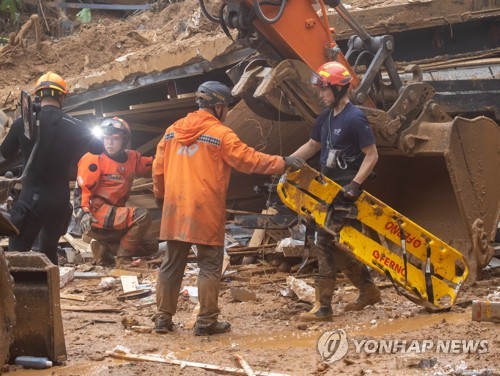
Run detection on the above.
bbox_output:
[316,230,375,307]
[90,207,154,259]
[155,240,224,328]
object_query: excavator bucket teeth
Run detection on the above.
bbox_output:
[231,59,322,125]
[369,114,500,282]
[444,116,500,279]
[277,165,469,310]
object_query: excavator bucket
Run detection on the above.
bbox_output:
[369,115,500,281]
[277,165,469,310]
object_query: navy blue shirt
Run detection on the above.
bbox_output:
[311,102,375,170]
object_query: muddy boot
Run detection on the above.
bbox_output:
[153,314,175,334]
[299,277,335,321]
[193,321,231,336]
[90,240,115,266]
[343,264,381,311]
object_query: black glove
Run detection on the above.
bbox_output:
[80,212,97,233]
[342,181,362,201]
[284,156,306,170]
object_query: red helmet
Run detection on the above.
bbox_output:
[33,71,69,96]
[99,117,131,139]
[310,62,352,88]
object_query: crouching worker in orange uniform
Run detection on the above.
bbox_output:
[152,81,305,335]
[74,117,156,266]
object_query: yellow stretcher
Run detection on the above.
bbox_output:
[277,165,469,311]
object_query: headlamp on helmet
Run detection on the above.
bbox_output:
[99,117,131,139]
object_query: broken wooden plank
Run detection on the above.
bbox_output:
[74,271,108,279]
[235,353,257,376]
[63,234,89,253]
[106,351,291,376]
[60,293,87,302]
[136,135,163,154]
[62,305,122,313]
[184,303,200,330]
[246,208,278,249]
[228,244,278,253]
[76,319,117,330]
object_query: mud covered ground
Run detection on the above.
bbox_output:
[3,261,499,376]
[1,1,499,375]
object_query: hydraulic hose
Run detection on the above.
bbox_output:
[253,0,286,24]
[218,2,234,40]
[198,0,219,23]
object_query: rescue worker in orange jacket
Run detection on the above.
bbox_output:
[152,81,305,335]
[74,117,156,266]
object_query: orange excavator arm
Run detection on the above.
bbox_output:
[237,0,361,87]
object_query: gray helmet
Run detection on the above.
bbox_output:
[195,81,233,108]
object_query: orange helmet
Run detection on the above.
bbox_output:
[310,62,353,88]
[99,117,131,139]
[33,71,69,97]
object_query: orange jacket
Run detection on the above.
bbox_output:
[76,151,153,213]
[153,110,285,246]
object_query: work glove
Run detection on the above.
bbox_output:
[342,181,362,202]
[155,198,164,210]
[284,156,306,170]
[80,212,97,234]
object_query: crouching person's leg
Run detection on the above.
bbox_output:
[117,208,157,258]
[87,228,122,266]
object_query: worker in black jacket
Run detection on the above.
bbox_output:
[0,72,102,264]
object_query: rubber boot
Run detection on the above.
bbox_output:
[299,277,335,321]
[343,264,381,311]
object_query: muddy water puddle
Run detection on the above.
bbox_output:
[173,311,468,358]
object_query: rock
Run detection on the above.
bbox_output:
[89,354,106,361]
[396,356,437,369]
[59,266,75,288]
[297,323,308,331]
[316,362,329,373]
[286,276,315,303]
[121,317,139,329]
[230,287,258,302]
